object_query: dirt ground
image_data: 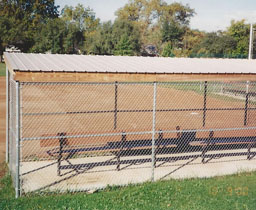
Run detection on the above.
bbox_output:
[17,82,256,160]
[21,83,255,138]
[0,77,6,176]
[2,80,256,161]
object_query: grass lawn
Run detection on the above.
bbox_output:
[0,162,255,210]
[164,82,250,104]
[0,62,6,76]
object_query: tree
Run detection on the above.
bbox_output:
[64,24,83,54]
[116,0,194,27]
[0,16,11,59]
[115,0,146,22]
[114,34,134,55]
[189,20,250,58]
[0,0,59,53]
[31,18,67,53]
[86,21,114,55]
[61,4,100,53]
[161,2,195,26]
[161,42,174,57]
[181,29,205,56]
[87,19,141,56]
[226,20,250,57]
[61,4,99,31]
[112,20,141,55]
[191,32,237,58]
[161,19,185,44]
[115,0,195,53]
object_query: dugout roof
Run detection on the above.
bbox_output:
[4,52,256,82]
[4,52,256,74]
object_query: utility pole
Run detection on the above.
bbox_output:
[248,23,254,59]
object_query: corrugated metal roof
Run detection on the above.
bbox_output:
[4,52,256,74]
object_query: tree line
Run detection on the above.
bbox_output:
[0,0,255,58]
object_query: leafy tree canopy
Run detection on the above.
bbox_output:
[0,1,253,59]
[116,0,195,53]
[0,0,59,53]
[61,4,99,32]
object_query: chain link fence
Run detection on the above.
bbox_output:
[8,78,20,197]
[7,80,256,197]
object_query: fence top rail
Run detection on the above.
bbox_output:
[21,126,256,141]
[22,107,256,116]
[19,81,256,86]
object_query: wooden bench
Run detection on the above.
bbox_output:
[46,128,256,176]
[47,131,178,176]
[190,131,256,163]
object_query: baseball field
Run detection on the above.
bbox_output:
[17,81,256,161]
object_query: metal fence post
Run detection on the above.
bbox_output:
[244,96,249,126]
[203,81,207,127]
[6,67,9,163]
[9,80,13,175]
[246,81,249,94]
[15,81,20,198]
[151,82,157,182]
[244,81,250,126]
[114,81,118,129]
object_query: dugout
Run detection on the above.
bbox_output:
[4,53,256,82]
[4,52,256,198]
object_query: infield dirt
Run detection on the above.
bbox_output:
[17,82,256,160]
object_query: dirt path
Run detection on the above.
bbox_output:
[0,77,6,166]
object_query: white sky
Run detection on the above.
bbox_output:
[55,0,256,32]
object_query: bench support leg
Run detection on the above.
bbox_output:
[117,132,126,171]
[201,131,213,163]
[201,146,207,163]
[154,130,164,167]
[247,143,252,160]
[154,131,163,168]
[57,132,66,176]
[247,143,256,160]
[116,154,120,171]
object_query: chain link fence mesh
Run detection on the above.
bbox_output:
[8,81,256,196]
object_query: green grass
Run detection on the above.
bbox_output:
[163,82,250,104]
[1,165,256,209]
[0,62,6,76]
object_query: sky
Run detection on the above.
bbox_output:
[55,0,256,32]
